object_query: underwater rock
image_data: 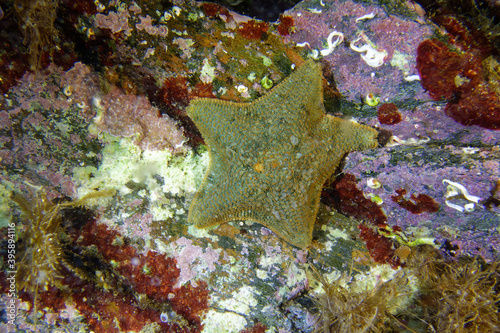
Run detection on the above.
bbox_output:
[1,0,499,332]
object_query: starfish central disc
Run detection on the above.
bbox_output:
[187,60,378,248]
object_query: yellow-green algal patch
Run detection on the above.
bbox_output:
[0,177,15,228]
[72,136,208,220]
[202,310,247,333]
[202,286,260,332]
[390,50,411,72]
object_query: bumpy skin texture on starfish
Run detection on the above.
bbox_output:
[187,60,378,248]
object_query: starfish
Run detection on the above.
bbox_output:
[187,59,378,248]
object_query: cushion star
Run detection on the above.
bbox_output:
[186,59,378,248]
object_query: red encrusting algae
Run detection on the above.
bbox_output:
[202,2,233,21]
[240,322,268,333]
[75,221,210,329]
[160,76,191,118]
[322,174,387,225]
[391,188,440,214]
[358,224,403,268]
[157,76,206,146]
[377,103,402,125]
[416,15,500,130]
[18,217,210,333]
[238,20,270,40]
[277,15,294,36]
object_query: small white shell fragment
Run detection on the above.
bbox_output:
[355,12,376,22]
[445,201,466,213]
[461,147,479,154]
[63,85,73,96]
[96,3,106,13]
[307,8,322,14]
[385,135,403,147]
[443,179,480,202]
[296,41,311,48]
[404,74,421,82]
[350,37,387,67]
[161,11,172,22]
[367,177,381,189]
[464,203,475,212]
[443,179,481,213]
[385,135,430,147]
[320,31,344,56]
[172,6,182,16]
[236,84,248,93]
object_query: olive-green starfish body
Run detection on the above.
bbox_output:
[187,60,378,248]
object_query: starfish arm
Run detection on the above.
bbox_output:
[187,156,248,227]
[187,99,248,153]
[187,149,273,227]
[187,60,325,147]
[258,180,321,247]
[321,116,379,155]
[253,59,325,128]
[261,215,314,248]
